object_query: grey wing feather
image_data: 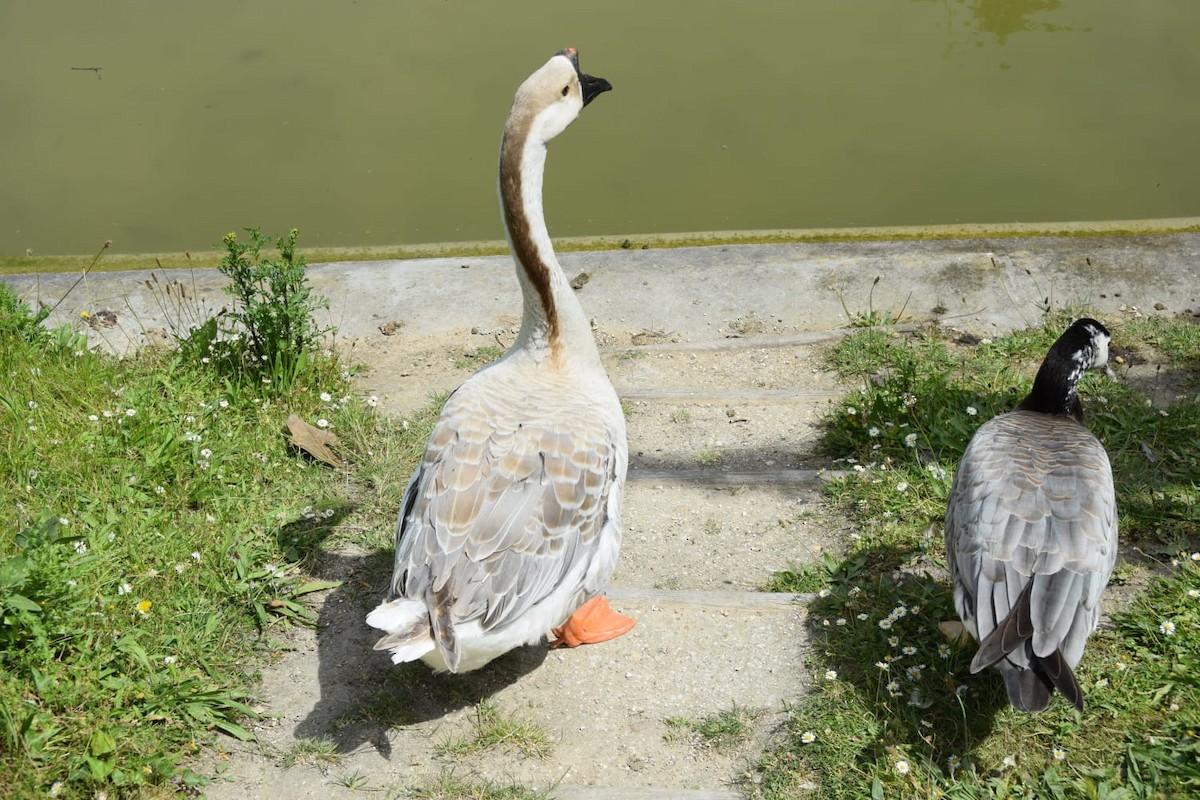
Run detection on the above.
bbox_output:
[388,378,619,633]
[947,411,1117,680]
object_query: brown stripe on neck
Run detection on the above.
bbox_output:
[499,126,559,344]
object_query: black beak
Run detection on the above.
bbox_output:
[558,47,612,107]
[580,72,612,107]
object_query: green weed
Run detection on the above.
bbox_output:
[333,768,373,790]
[0,280,51,345]
[176,227,333,396]
[1122,314,1200,374]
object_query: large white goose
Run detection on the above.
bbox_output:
[366,49,634,673]
[945,318,1117,712]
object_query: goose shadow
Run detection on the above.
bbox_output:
[803,541,1013,764]
[289,542,547,758]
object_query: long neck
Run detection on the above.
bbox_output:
[498,121,601,369]
[1017,348,1089,422]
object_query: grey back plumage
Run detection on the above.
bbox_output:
[387,368,624,671]
[945,319,1117,712]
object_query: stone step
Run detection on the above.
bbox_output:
[601,323,920,354]
[618,481,841,592]
[608,587,809,609]
[618,387,840,403]
[628,467,837,487]
[560,788,740,800]
[627,414,828,474]
[606,344,845,396]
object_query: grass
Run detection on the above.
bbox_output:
[333,768,373,790]
[761,554,842,594]
[0,263,432,798]
[399,772,556,800]
[670,407,692,423]
[281,737,341,769]
[665,705,764,750]
[839,275,912,329]
[454,345,505,371]
[752,312,1200,799]
[693,448,722,466]
[435,701,552,761]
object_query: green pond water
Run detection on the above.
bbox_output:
[2,0,1198,257]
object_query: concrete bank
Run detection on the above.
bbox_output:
[6,232,1199,353]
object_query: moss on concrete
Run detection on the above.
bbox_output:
[5,218,1199,276]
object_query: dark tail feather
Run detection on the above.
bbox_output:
[969,579,1085,712]
[971,580,1036,673]
[1035,650,1084,712]
[997,651,1083,713]
[1002,664,1053,712]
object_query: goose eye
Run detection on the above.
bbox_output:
[561,85,570,97]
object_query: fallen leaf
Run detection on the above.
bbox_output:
[937,620,972,645]
[286,413,341,466]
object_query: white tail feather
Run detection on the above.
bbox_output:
[382,637,435,665]
[366,599,435,664]
[366,598,425,632]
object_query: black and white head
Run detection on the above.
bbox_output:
[1019,318,1112,419]
[508,48,612,144]
[1065,318,1111,372]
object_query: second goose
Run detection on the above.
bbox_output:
[945,318,1117,712]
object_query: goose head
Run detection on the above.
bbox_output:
[499,49,611,362]
[1052,317,1111,374]
[1018,317,1111,420]
[507,48,612,144]
[1075,318,1111,370]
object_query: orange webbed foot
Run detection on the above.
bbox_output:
[549,595,636,648]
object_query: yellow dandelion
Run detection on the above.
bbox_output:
[136,600,152,616]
